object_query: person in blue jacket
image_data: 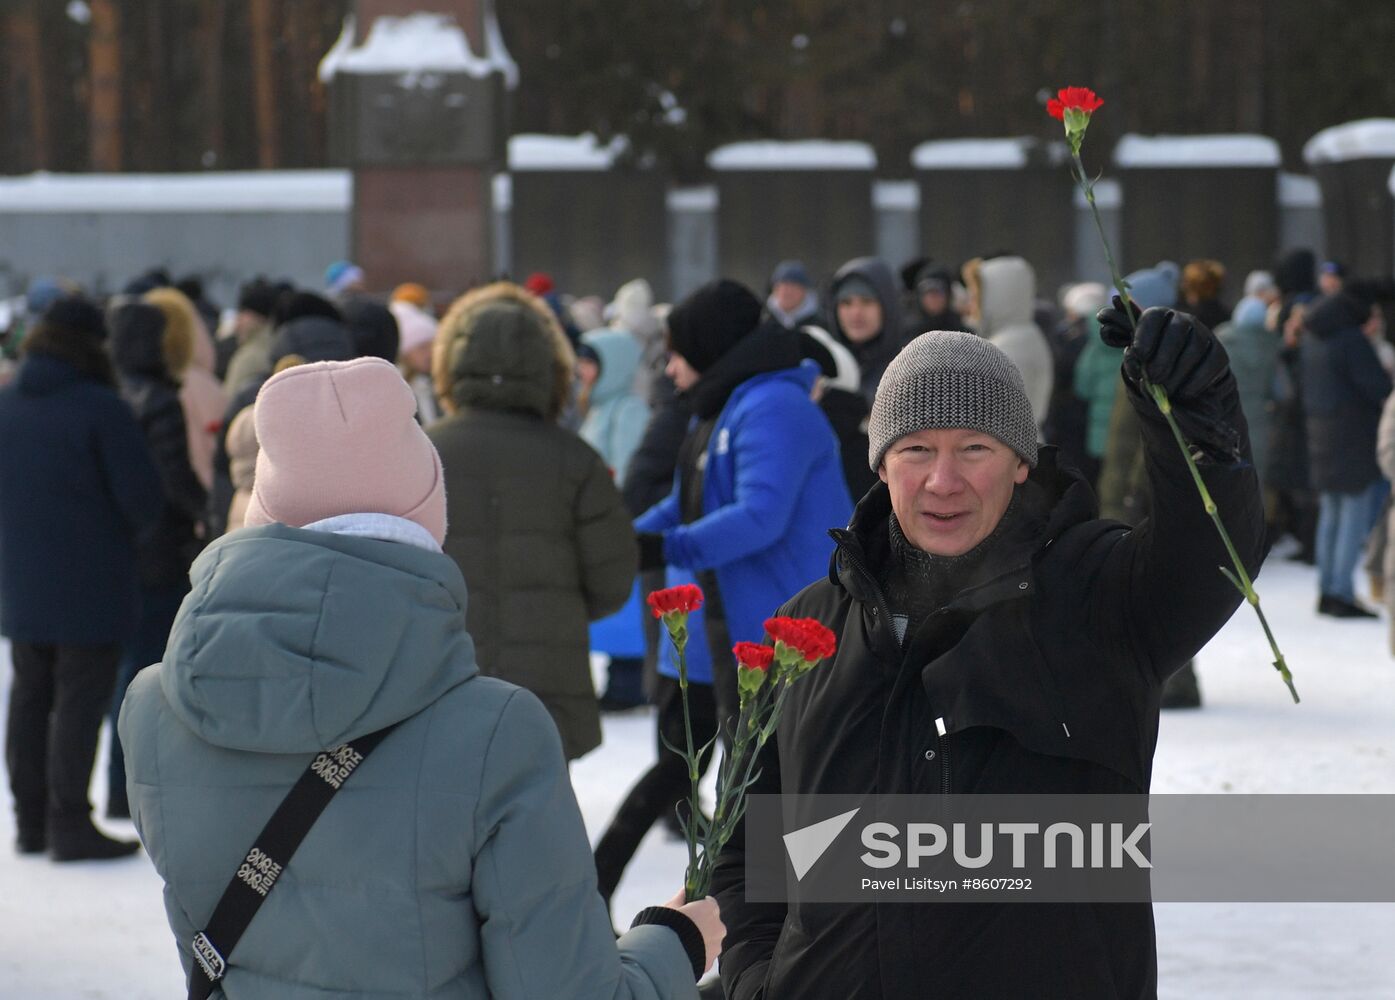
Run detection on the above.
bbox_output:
[0,295,164,861]
[594,279,852,912]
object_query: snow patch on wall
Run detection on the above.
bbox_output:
[707,141,877,171]
[0,171,351,213]
[1304,119,1395,165]
[1114,134,1281,169]
[912,138,1032,170]
[508,134,629,171]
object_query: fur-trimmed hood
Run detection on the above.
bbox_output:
[433,282,576,420]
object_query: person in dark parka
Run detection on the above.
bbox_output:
[0,296,164,860]
[428,282,636,760]
[712,305,1264,1000]
[1268,249,1320,560]
[1300,292,1393,616]
[104,301,208,818]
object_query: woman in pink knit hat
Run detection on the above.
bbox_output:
[119,356,722,998]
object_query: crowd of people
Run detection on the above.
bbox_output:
[0,243,1387,997]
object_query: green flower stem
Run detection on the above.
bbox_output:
[690,674,794,899]
[671,627,703,901]
[1067,150,1298,703]
[1146,384,1301,703]
[1069,153,1133,319]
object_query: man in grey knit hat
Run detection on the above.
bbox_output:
[713,307,1266,998]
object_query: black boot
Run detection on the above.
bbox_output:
[48,815,140,862]
[15,824,45,855]
[1318,595,1379,619]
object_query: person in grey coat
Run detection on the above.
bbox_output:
[119,357,722,998]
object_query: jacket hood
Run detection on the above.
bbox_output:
[831,257,903,345]
[1230,296,1269,329]
[581,327,643,405]
[798,324,862,394]
[977,256,1036,335]
[109,302,171,380]
[433,282,575,420]
[160,524,476,753]
[610,278,661,341]
[270,315,355,367]
[1304,292,1370,339]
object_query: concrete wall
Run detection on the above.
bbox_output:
[0,169,1337,308]
[0,210,348,307]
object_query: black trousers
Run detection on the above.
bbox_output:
[5,641,120,829]
[594,676,718,902]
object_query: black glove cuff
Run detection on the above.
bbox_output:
[631,905,706,980]
[638,532,666,572]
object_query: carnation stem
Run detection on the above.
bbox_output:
[673,630,703,901]
[1067,151,1297,703]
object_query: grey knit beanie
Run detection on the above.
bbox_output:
[868,330,1039,471]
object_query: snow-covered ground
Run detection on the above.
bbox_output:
[1,547,1393,998]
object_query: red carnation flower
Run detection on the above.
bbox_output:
[647,584,704,618]
[763,617,837,664]
[1046,86,1103,122]
[732,642,774,671]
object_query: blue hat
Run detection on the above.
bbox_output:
[1123,262,1180,311]
[771,260,812,288]
[1231,296,1268,328]
[324,260,365,295]
[25,277,66,318]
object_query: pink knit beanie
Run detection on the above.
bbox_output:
[243,357,448,545]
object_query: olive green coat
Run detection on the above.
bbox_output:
[429,283,637,759]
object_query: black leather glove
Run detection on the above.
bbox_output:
[1097,296,1243,462]
[637,531,666,572]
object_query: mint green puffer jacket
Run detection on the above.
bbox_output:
[119,524,696,999]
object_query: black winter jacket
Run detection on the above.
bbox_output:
[1299,293,1392,494]
[110,304,207,587]
[713,390,1264,999]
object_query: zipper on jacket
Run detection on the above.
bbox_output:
[833,538,896,637]
[939,732,951,794]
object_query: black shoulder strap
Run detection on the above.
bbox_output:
[187,724,398,1000]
